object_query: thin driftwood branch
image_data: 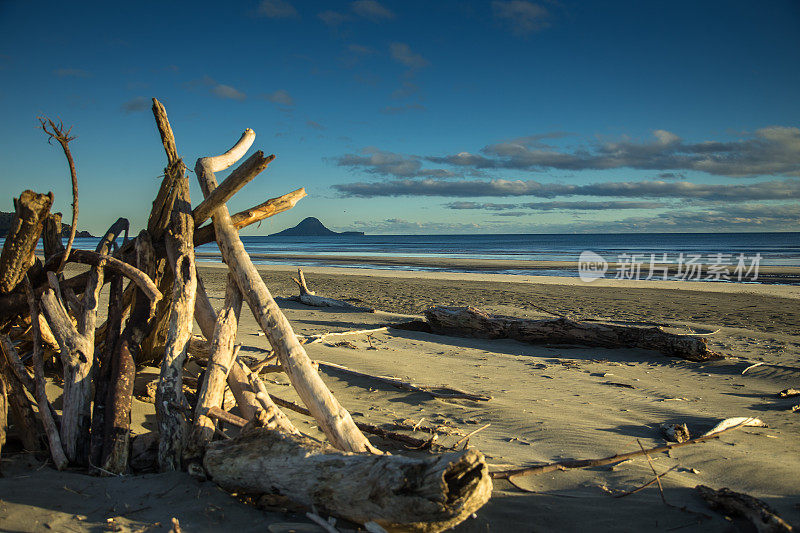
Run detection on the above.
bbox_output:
[195,133,376,454]
[193,188,307,246]
[192,151,275,227]
[38,117,78,274]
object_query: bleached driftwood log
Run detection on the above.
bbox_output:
[424,306,723,362]
[192,151,275,226]
[193,188,306,246]
[152,98,197,471]
[289,269,375,312]
[203,428,492,533]
[186,275,243,458]
[0,190,53,294]
[195,129,377,453]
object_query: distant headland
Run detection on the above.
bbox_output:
[269,217,364,237]
[0,211,95,238]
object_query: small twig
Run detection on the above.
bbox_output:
[38,116,78,274]
[741,361,765,375]
[638,439,667,504]
[614,465,679,499]
[454,423,491,448]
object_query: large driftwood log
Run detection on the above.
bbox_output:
[186,275,243,458]
[424,306,723,362]
[203,428,492,533]
[193,188,306,246]
[0,373,6,461]
[152,98,197,472]
[696,485,794,533]
[195,130,376,453]
[0,190,53,294]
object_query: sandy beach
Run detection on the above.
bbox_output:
[1,262,799,531]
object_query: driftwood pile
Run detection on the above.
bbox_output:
[0,99,491,532]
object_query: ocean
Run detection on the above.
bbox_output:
[28,231,799,283]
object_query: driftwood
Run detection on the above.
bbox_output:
[491,417,761,483]
[42,212,65,261]
[23,276,68,469]
[289,269,375,312]
[186,275,243,458]
[0,345,38,451]
[38,117,78,273]
[152,98,197,472]
[696,485,794,533]
[0,373,6,461]
[0,190,53,293]
[195,130,376,454]
[203,427,492,532]
[424,306,723,362]
[192,151,275,226]
[193,187,307,246]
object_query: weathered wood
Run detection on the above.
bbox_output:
[45,249,161,305]
[0,373,6,462]
[23,276,68,470]
[234,355,299,434]
[289,269,375,311]
[42,212,65,261]
[0,190,53,294]
[203,428,492,533]
[38,118,78,274]
[192,281,295,431]
[153,99,197,472]
[186,275,243,458]
[90,272,123,468]
[39,283,92,463]
[102,231,156,474]
[192,151,275,227]
[696,485,793,533]
[193,188,306,246]
[195,133,376,453]
[0,346,39,451]
[425,306,723,362]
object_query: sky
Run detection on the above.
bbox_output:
[0,0,799,235]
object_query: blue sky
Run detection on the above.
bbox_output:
[1,0,798,234]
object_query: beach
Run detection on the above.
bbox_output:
[1,261,799,531]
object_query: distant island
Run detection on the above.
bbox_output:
[0,211,95,238]
[269,217,364,237]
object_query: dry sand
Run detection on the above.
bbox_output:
[1,262,799,532]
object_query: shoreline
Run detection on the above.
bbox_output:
[196,255,800,293]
